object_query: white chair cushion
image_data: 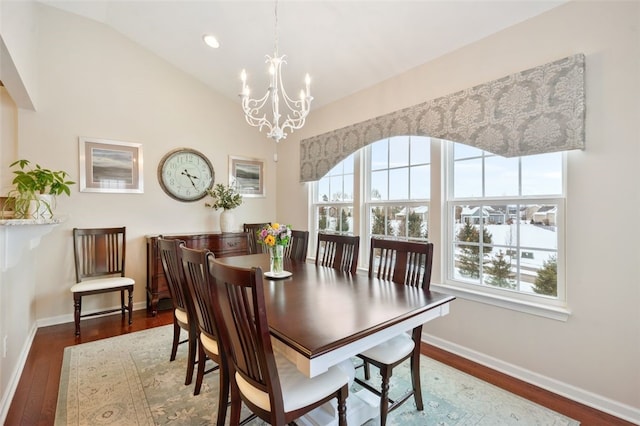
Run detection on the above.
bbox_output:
[199,333,219,356]
[359,333,415,364]
[174,308,188,325]
[236,352,348,413]
[70,277,134,293]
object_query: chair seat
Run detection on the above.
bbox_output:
[199,332,219,356]
[174,308,188,325]
[236,351,349,412]
[359,333,414,364]
[70,276,134,293]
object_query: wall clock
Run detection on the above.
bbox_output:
[157,148,214,202]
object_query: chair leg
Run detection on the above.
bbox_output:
[193,339,206,395]
[229,382,242,426]
[120,289,125,317]
[73,294,81,336]
[379,365,391,426]
[216,360,229,426]
[337,383,348,426]
[364,360,371,380]
[170,319,180,362]
[185,326,197,386]
[127,287,133,325]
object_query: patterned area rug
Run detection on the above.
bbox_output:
[55,325,580,425]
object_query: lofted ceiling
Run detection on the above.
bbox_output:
[39,0,567,108]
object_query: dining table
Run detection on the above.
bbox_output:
[215,253,454,374]
[214,253,455,425]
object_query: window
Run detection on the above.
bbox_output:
[310,136,567,319]
[312,153,355,235]
[366,136,430,240]
[447,142,564,304]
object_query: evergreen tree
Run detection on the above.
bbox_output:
[340,209,350,232]
[318,207,327,230]
[456,222,492,278]
[408,210,426,238]
[534,255,557,296]
[486,250,515,288]
[371,207,386,235]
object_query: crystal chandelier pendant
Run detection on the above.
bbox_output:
[239,1,313,144]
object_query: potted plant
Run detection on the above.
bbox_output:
[6,159,75,219]
[205,183,242,232]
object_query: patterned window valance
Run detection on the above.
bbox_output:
[300,54,585,182]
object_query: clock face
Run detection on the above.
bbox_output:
[157,148,214,201]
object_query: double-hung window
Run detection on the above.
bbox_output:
[312,153,355,235]
[444,141,566,314]
[366,136,430,241]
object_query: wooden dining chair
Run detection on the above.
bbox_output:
[284,229,309,261]
[180,246,227,423]
[355,237,434,426]
[207,258,349,426]
[158,237,198,388]
[315,233,360,273]
[243,222,270,254]
[71,227,134,337]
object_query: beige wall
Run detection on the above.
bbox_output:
[279,0,639,420]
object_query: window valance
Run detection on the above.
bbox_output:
[300,54,585,182]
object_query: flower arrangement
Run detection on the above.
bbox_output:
[257,223,292,247]
[205,183,242,210]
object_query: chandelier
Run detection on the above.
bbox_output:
[240,1,313,143]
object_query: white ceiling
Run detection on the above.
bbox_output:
[39,0,567,108]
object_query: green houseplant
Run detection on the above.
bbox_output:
[205,183,242,232]
[6,159,75,219]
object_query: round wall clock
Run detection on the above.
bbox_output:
[157,148,214,202]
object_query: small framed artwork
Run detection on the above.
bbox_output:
[79,137,144,193]
[229,155,265,197]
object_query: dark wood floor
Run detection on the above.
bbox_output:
[5,309,633,426]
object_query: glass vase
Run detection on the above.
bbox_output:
[269,245,284,275]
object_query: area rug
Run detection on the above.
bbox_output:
[55,325,580,425]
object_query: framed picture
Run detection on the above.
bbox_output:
[229,155,265,197]
[79,137,144,193]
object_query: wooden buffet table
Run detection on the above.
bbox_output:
[145,232,247,315]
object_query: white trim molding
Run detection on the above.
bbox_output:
[422,333,640,425]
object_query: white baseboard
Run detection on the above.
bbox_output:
[0,323,37,426]
[423,333,640,425]
[36,301,148,328]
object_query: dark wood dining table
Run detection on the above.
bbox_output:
[214,253,455,378]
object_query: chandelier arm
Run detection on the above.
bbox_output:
[239,0,312,144]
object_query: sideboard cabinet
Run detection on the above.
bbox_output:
[146,232,248,315]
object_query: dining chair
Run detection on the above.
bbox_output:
[284,229,309,261]
[243,222,270,254]
[208,258,349,426]
[180,246,227,422]
[315,232,360,273]
[355,237,434,426]
[71,227,134,337]
[158,237,198,388]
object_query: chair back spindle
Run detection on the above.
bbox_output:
[369,238,434,289]
[284,230,309,261]
[315,233,360,274]
[243,222,270,254]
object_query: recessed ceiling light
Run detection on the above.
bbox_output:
[203,34,220,49]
